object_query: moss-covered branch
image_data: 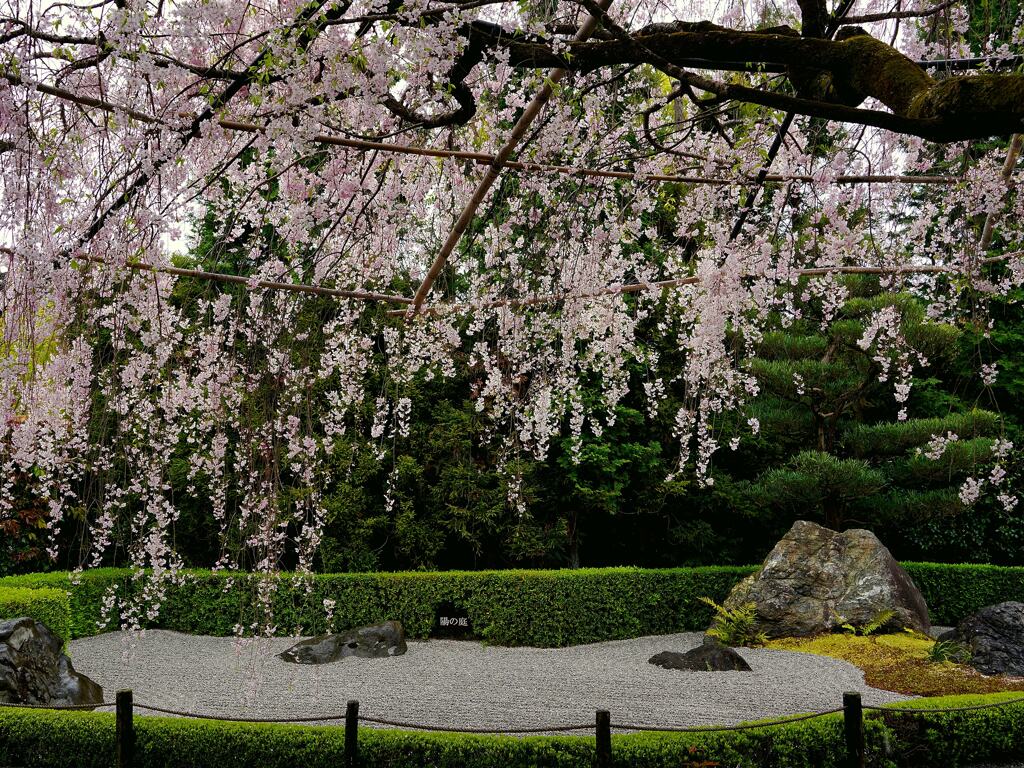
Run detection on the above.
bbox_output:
[465,21,1024,141]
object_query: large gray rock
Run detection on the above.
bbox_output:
[939,602,1024,676]
[0,617,103,706]
[278,620,407,664]
[649,636,752,672]
[723,521,931,638]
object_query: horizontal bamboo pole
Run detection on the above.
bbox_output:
[387,253,1022,317]
[0,73,960,187]
[219,120,958,186]
[3,250,1018,314]
[0,248,413,304]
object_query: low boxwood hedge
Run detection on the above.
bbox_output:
[901,563,1024,626]
[0,586,70,644]
[874,692,1024,767]
[0,567,757,646]
[0,706,877,768]
[2,695,1022,768]
[2,566,1024,767]
[0,562,1022,645]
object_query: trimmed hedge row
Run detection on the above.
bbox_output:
[877,692,1024,767]
[902,563,1024,626]
[0,567,756,646]
[0,705,880,768]
[0,586,70,644]
[0,562,1022,645]
[2,695,1023,768]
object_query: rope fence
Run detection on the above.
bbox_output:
[3,689,1024,767]
[865,695,1024,714]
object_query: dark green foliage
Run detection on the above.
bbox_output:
[741,280,1003,536]
[544,406,671,569]
[4,695,1024,768]
[902,562,1024,626]
[4,562,1024,644]
[0,587,70,643]
[844,411,1002,459]
[754,452,887,527]
[879,693,1024,767]
[0,566,754,645]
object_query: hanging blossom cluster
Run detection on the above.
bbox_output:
[0,0,1022,631]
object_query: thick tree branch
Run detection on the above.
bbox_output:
[465,21,1024,141]
[843,0,958,24]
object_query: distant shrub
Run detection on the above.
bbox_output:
[0,586,70,644]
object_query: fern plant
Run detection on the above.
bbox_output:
[699,596,768,647]
[839,609,896,636]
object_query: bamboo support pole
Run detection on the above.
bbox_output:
[4,250,1017,314]
[978,133,1022,251]
[217,122,959,186]
[403,0,617,317]
[0,247,413,305]
[3,74,962,188]
[388,253,1022,317]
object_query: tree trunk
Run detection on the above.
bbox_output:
[568,512,581,569]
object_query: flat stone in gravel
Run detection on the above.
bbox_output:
[69,631,909,733]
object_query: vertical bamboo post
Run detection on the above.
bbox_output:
[345,699,360,768]
[595,709,611,768]
[843,691,865,768]
[115,689,134,768]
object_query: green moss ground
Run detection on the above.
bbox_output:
[767,632,1024,697]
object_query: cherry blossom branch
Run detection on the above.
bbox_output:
[979,134,1023,251]
[404,0,616,317]
[388,254,1024,317]
[0,247,412,304]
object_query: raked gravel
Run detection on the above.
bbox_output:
[70,630,912,733]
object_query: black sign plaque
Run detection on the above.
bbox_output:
[432,601,474,639]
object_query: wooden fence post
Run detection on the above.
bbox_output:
[115,689,134,768]
[595,709,611,768]
[345,699,360,768]
[843,691,865,768]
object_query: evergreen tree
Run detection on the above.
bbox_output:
[735,277,1003,544]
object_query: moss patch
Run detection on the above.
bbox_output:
[767,633,1024,697]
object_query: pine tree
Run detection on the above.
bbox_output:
[734,276,1002,538]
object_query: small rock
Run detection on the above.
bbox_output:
[278,620,407,664]
[649,636,752,672]
[0,617,103,706]
[942,602,1024,676]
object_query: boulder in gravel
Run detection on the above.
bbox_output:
[938,602,1024,676]
[649,636,752,672]
[0,617,103,706]
[278,620,407,664]
[722,520,931,638]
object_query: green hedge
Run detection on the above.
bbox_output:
[2,695,1023,768]
[0,706,881,768]
[1,562,1022,645]
[0,586,70,644]
[902,563,1024,626]
[876,692,1024,767]
[0,567,756,646]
